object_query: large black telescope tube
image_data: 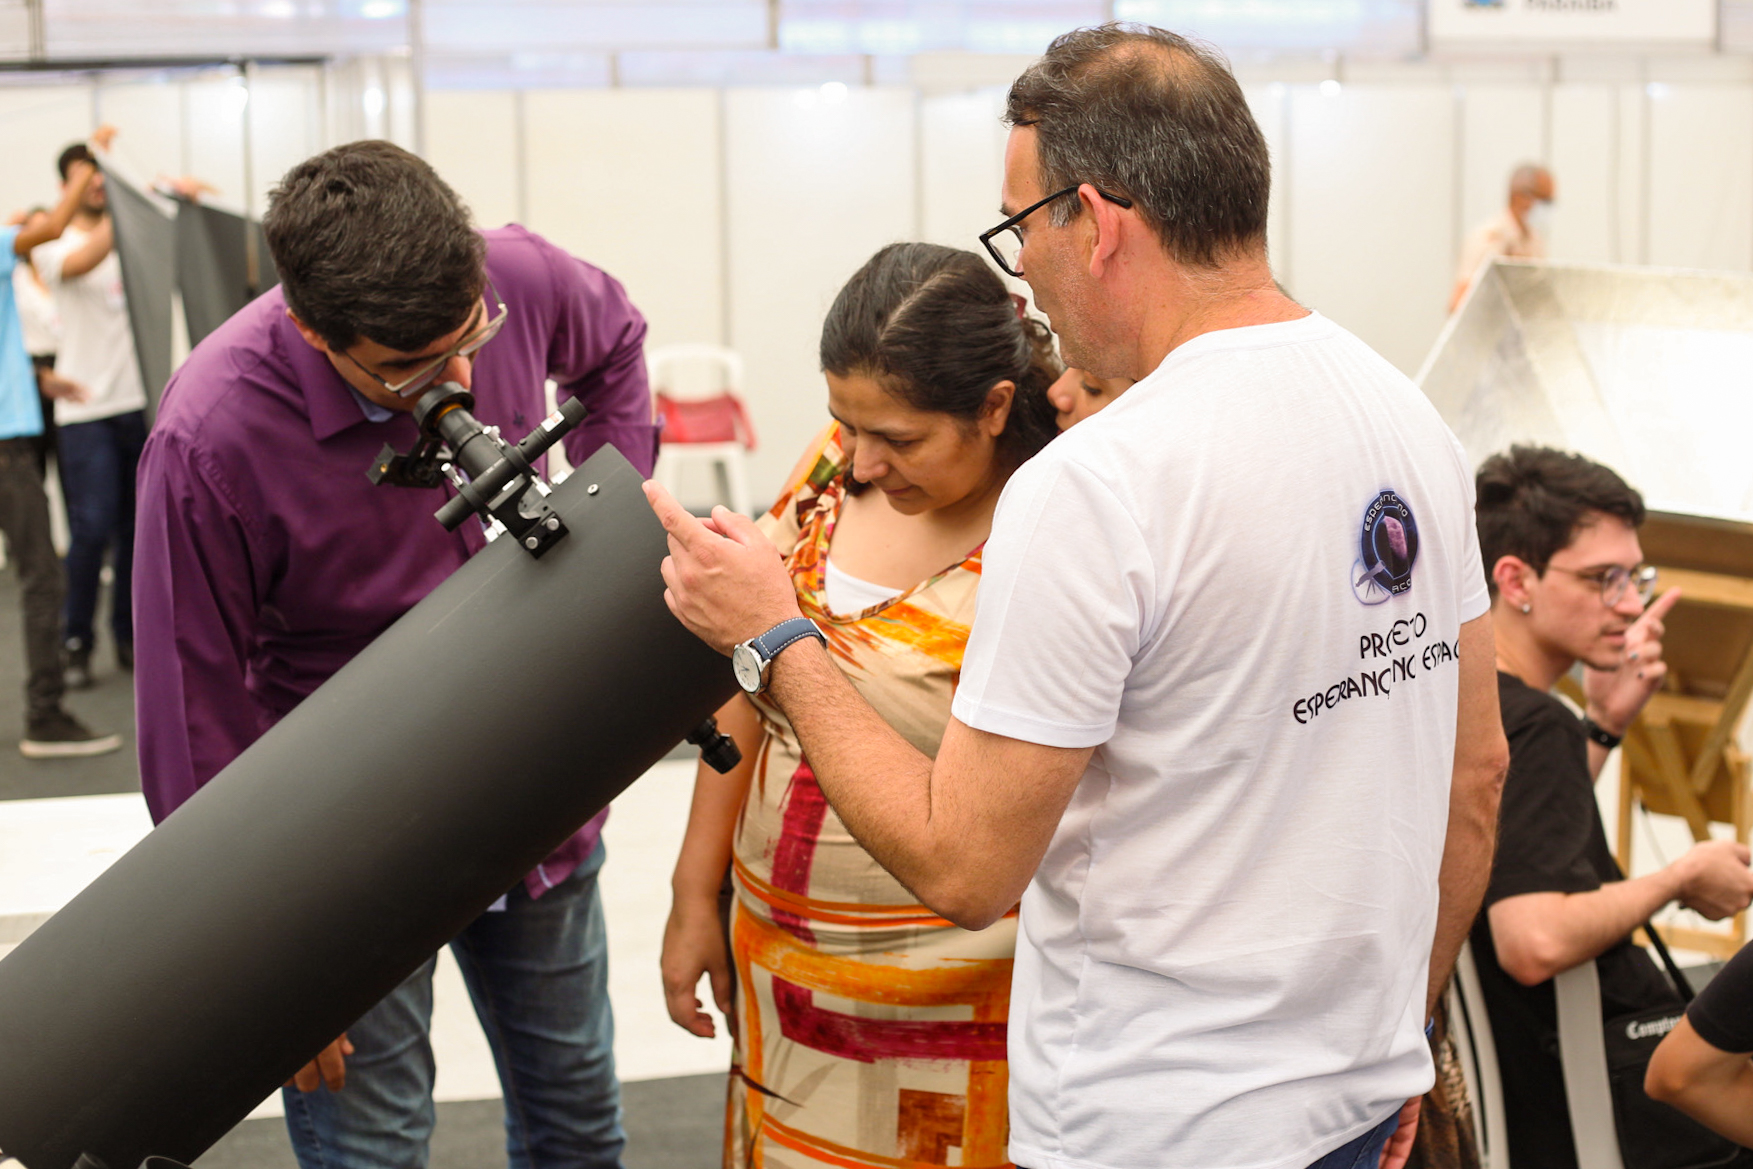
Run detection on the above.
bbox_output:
[0,446,736,1169]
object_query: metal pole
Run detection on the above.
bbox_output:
[26,0,45,63]
[241,60,260,293]
[408,0,426,156]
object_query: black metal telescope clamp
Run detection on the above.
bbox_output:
[367,381,579,560]
[365,381,742,776]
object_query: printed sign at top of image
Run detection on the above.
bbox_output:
[1429,0,1714,45]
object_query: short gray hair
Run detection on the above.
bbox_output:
[1005,23,1271,268]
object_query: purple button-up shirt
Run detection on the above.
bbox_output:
[134,226,659,898]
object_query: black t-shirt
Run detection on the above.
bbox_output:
[1470,672,1681,1169]
[1690,942,1753,1053]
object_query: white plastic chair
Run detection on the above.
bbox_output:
[1554,960,1628,1169]
[1451,941,1514,1169]
[647,343,755,516]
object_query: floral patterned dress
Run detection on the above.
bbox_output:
[727,423,1016,1169]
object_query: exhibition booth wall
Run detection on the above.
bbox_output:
[1,52,1751,501]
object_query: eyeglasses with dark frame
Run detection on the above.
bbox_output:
[343,280,509,400]
[1546,563,1659,607]
[979,185,1135,279]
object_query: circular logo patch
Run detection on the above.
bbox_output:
[1352,490,1419,606]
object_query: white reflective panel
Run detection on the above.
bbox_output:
[423,1,769,54]
[0,84,89,220]
[724,87,916,501]
[1647,85,1753,272]
[1114,0,1419,53]
[523,89,723,350]
[1286,82,1455,375]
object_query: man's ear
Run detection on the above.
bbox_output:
[1493,555,1535,609]
[285,309,331,355]
[1082,183,1126,279]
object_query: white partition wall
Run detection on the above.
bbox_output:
[425,89,523,230]
[1647,83,1753,271]
[1457,84,1546,249]
[725,86,918,494]
[1548,83,1619,264]
[0,85,93,215]
[919,88,1008,253]
[1285,82,1457,376]
[524,89,724,351]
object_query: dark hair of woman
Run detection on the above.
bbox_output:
[819,242,1061,493]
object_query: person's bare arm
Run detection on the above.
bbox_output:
[645,482,1091,930]
[1490,839,1753,986]
[13,160,95,256]
[1427,612,1509,1016]
[661,695,759,1038]
[1646,1018,1753,1146]
[59,215,113,280]
[766,644,1091,928]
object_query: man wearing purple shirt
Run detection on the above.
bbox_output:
[133,141,656,1169]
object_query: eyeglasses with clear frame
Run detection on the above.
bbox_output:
[979,185,1135,279]
[1546,563,1659,607]
[343,280,509,400]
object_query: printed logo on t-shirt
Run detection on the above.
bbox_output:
[1351,490,1419,606]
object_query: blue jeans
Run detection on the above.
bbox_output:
[1305,1110,1401,1169]
[282,841,624,1169]
[57,409,145,648]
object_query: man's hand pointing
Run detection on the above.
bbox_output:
[644,481,802,655]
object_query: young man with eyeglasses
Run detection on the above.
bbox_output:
[1473,444,1753,1169]
[133,140,657,1169]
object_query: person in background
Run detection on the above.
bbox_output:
[1471,444,1753,1169]
[7,206,77,479]
[133,140,657,1169]
[1648,941,1753,1147]
[1044,364,1130,430]
[32,126,144,689]
[0,155,121,758]
[662,242,1059,1169]
[647,23,1509,1169]
[1450,164,1554,312]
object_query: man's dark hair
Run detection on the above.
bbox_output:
[57,142,94,182]
[1475,445,1646,594]
[263,140,484,353]
[1004,22,1270,267]
[820,242,1060,476]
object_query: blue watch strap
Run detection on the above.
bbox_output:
[752,617,826,663]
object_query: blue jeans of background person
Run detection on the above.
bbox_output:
[57,409,146,650]
[1304,1110,1400,1169]
[282,841,624,1169]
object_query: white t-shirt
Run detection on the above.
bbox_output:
[34,225,145,425]
[951,312,1489,1169]
[11,265,60,357]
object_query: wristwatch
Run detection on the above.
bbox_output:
[1582,716,1624,750]
[732,617,827,695]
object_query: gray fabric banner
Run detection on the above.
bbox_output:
[176,198,278,348]
[102,163,177,423]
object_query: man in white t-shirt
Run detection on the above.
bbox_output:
[646,24,1508,1169]
[33,129,148,688]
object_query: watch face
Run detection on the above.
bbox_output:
[732,644,764,693]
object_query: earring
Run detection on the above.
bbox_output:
[1521,603,1531,614]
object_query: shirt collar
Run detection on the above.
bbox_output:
[271,306,403,441]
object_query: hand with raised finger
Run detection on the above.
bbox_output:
[644,482,801,654]
[1585,587,1682,736]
